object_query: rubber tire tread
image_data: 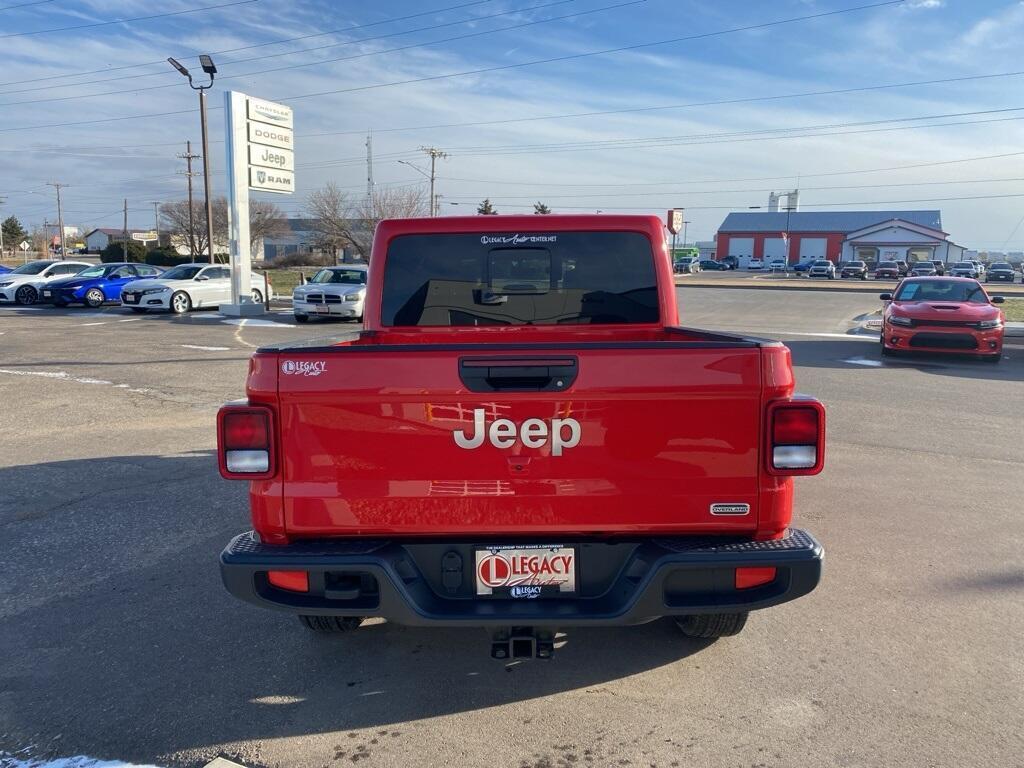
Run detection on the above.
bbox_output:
[299,615,364,633]
[676,612,748,638]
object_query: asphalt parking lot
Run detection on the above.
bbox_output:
[1,292,1022,768]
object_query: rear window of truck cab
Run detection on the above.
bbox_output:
[380,231,659,326]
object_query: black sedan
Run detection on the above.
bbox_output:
[985,262,1017,283]
[698,259,730,271]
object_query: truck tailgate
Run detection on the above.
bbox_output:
[276,344,763,536]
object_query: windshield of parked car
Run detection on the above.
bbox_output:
[894,279,989,304]
[813,260,830,267]
[10,261,51,275]
[74,265,114,278]
[160,265,203,280]
[991,263,1012,270]
[848,261,865,267]
[953,262,974,269]
[310,268,366,285]
[382,231,659,326]
[877,261,897,269]
[912,263,934,270]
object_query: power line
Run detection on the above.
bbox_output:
[0,0,55,10]
[448,193,1024,212]
[0,0,638,107]
[296,70,1024,139]
[279,1,906,103]
[0,0,257,38]
[0,0,496,87]
[440,177,1024,200]
[0,0,575,97]
[0,0,903,131]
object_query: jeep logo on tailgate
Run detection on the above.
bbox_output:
[454,408,581,456]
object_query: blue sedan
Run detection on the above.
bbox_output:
[42,262,163,307]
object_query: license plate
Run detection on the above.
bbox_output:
[475,545,576,597]
[123,294,137,303]
[314,305,330,314]
[42,290,51,297]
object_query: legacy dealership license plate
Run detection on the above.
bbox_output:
[475,545,576,597]
[42,290,51,298]
[314,305,330,314]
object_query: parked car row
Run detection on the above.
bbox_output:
[699,257,1024,282]
[0,259,271,313]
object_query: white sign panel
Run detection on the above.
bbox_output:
[247,97,293,129]
[248,122,292,150]
[19,240,30,251]
[131,231,158,242]
[248,144,295,172]
[249,167,295,193]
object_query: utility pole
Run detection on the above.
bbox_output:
[178,141,200,259]
[420,146,448,217]
[366,132,374,203]
[0,195,5,257]
[123,198,129,261]
[46,182,67,260]
[149,200,160,245]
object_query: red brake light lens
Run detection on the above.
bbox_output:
[223,411,269,450]
[772,407,819,445]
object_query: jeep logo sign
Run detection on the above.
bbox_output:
[454,409,581,456]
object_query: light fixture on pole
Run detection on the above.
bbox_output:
[169,55,217,263]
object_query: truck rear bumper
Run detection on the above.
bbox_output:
[220,529,823,627]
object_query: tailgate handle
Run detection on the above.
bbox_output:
[459,357,578,392]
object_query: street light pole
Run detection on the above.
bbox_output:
[682,220,691,248]
[169,56,217,263]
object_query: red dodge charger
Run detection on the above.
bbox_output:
[881,277,1005,362]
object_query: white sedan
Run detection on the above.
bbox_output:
[0,259,92,305]
[292,265,367,323]
[120,263,270,314]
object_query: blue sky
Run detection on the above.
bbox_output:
[2,0,1024,249]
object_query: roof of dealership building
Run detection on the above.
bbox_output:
[718,210,943,234]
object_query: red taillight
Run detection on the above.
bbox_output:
[773,407,819,445]
[217,405,275,479]
[767,400,825,476]
[223,411,269,450]
[268,570,308,592]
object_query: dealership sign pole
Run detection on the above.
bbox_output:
[222,90,295,316]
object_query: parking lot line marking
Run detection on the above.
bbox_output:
[0,368,112,385]
[842,357,885,367]
[760,330,879,340]
[81,322,108,326]
[118,318,142,323]
[221,318,296,328]
[180,344,231,351]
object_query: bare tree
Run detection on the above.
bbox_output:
[160,197,287,261]
[306,183,428,262]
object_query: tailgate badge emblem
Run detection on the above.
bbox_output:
[281,360,326,376]
[710,503,750,516]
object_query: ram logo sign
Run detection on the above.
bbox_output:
[454,409,581,456]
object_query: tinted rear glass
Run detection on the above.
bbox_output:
[381,231,659,326]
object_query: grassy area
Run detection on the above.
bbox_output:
[1001,298,1024,322]
[255,268,318,299]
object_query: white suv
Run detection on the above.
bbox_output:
[808,259,836,279]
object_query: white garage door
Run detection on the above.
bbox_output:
[763,238,786,259]
[799,238,827,260]
[728,238,754,269]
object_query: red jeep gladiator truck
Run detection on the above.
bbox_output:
[218,214,825,658]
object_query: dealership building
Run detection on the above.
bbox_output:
[715,209,965,268]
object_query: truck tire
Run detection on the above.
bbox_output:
[675,612,748,638]
[299,615,364,633]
